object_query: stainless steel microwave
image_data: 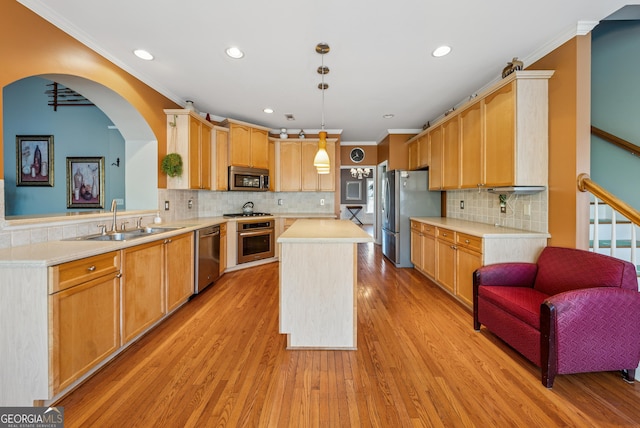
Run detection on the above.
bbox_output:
[228,166,269,191]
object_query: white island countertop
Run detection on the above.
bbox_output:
[278,219,374,243]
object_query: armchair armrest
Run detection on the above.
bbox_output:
[474,263,538,288]
[541,287,640,387]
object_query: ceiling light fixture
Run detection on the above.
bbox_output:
[133,49,154,60]
[263,108,274,114]
[225,46,244,59]
[314,42,331,175]
[383,114,395,119]
[432,45,452,57]
[351,167,371,179]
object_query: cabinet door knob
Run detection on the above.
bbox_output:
[87,265,96,272]
[115,272,122,278]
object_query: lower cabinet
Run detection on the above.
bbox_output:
[122,232,195,343]
[410,220,546,310]
[49,251,121,395]
[410,224,482,308]
[166,232,195,313]
[436,228,456,294]
[122,241,165,344]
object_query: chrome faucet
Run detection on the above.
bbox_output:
[110,199,118,232]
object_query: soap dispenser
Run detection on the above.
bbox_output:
[154,212,162,224]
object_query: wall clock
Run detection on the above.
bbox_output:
[349,147,365,163]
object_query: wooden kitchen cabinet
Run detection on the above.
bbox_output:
[276,139,336,192]
[410,218,547,310]
[483,82,515,187]
[223,119,270,169]
[49,251,121,395]
[436,227,456,293]
[407,139,418,171]
[220,223,227,275]
[317,140,336,191]
[410,220,423,269]
[279,140,302,191]
[428,126,443,190]
[421,223,437,278]
[214,126,229,191]
[121,241,165,344]
[164,109,213,190]
[418,134,430,169]
[442,116,460,189]
[459,102,483,189]
[165,232,195,313]
[455,233,482,308]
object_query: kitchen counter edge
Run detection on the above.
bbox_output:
[410,217,550,239]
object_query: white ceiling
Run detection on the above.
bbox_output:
[18,0,636,144]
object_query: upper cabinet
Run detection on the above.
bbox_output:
[213,126,229,191]
[274,138,336,192]
[411,70,554,190]
[221,119,270,170]
[164,109,214,190]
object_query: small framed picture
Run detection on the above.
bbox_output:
[66,157,105,209]
[16,135,54,186]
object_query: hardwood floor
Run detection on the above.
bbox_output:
[57,243,640,427]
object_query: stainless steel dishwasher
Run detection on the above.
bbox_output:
[194,225,220,293]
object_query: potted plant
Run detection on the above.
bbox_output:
[161,153,183,177]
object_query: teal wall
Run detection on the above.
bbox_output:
[591,21,640,210]
[3,77,125,216]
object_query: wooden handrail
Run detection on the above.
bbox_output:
[577,173,640,226]
[591,126,640,158]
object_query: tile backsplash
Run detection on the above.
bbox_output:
[446,189,548,233]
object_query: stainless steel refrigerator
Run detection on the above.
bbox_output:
[381,170,441,267]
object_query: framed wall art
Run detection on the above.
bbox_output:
[16,135,54,186]
[66,157,105,209]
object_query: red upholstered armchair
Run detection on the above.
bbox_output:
[473,246,640,387]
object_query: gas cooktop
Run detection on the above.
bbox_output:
[223,212,272,218]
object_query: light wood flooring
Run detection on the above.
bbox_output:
[57,243,640,427]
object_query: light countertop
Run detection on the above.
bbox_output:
[0,216,227,266]
[411,217,550,239]
[278,219,374,243]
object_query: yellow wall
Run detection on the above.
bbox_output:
[0,2,180,188]
[530,35,592,248]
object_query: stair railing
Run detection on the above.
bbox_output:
[578,173,640,271]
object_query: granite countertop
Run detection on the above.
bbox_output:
[278,219,373,243]
[411,217,550,239]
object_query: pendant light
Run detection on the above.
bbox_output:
[314,42,331,174]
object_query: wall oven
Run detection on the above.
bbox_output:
[228,166,269,191]
[237,218,275,264]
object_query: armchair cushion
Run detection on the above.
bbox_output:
[479,286,548,330]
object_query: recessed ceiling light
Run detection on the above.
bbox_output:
[432,45,452,57]
[133,49,154,60]
[263,108,274,114]
[225,46,244,59]
[383,114,395,119]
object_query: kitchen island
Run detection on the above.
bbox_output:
[277,219,374,349]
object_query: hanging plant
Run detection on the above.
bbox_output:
[161,153,183,177]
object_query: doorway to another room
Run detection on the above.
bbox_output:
[340,167,375,238]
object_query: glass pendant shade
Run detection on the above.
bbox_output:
[314,131,331,174]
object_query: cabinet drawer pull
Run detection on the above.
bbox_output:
[465,239,470,244]
[87,265,96,272]
[442,233,447,237]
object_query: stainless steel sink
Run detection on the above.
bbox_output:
[67,226,183,242]
[83,232,128,241]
